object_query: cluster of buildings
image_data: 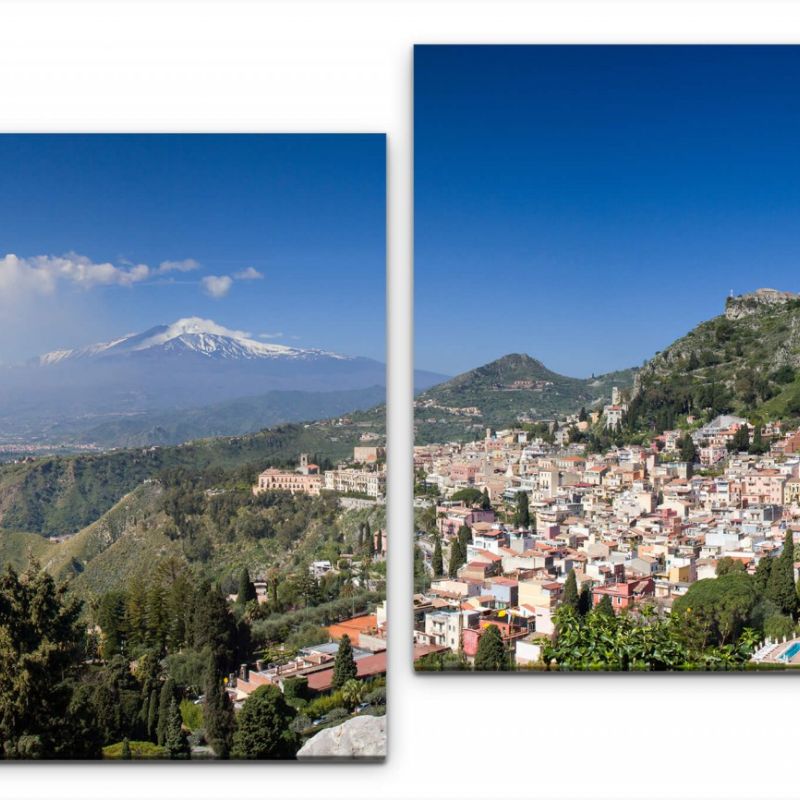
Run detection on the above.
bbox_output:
[227,601,389,704]
[413,415,800,667]
[253,448,386,501]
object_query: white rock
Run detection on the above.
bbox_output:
[297,715,386,760]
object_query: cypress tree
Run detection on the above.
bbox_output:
[332,634,358,689]
[432,535,444,577]
[203,652,235,759]
[474,625,509,671]
[364,521,372,556]
[164,698,190,760]
[768,530,798,617]
[515,492,530,529]
[749,425,766,455]
[754,555,773,595]
[365,522,375,557]
[562,569,579,611]
[146,688,159,742]
[595,594,614,617]
[237,567,256,607]
[448,540,464,578]
[578,584,592,617]
[679,434,697,463]
[481,488,492,510]
[156,677,176,746]
[121,737,132,760]
[458,524,471,553]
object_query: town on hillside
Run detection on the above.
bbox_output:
[413,401,800,671]
[1,443,389,759]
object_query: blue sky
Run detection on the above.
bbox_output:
[0,134,385,364]
[415,46,800,377]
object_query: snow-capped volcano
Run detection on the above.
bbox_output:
[36,317,348,365]
[0,318,444,448]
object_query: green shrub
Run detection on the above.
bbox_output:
[180,698,204,731]
[103,740,167,760]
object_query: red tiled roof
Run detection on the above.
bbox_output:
[307,650,387,692]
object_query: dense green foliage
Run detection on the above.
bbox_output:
[474,625,510,671]
[0,420,374,536]
[624,297,800,437]
[544,605,758,671]
[231,685,298,760]
[0,563,100,758]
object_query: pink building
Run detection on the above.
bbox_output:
[437,505,496,538]
[449,462,482,483]
[592,577,655,612]
[740,470,786,506]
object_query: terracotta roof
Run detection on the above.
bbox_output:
[307,650,387,692]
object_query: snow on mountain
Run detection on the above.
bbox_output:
[34,317,349,365]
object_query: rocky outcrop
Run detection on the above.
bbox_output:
[296,715,386,760]
[725,288,798,320]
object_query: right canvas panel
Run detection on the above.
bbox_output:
[413,45,800,672]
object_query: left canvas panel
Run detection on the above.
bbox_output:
[0,133,387,760]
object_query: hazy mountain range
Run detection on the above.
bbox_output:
[0,317,444,448]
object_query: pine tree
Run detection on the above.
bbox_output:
[192,581,238,669]
[332,634,358,689]
[144,584,167,653]
[231,685,298,760]
[563,569,579,611]
[203,652,235,759]
[432,535,444,577]
[474,624,509,671]
[164,698,190,760]
[121,737,132,760]
[0,563,101,758]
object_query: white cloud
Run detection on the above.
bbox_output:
[0,252,202,302]
[258,331,284,339]
[0,253,262,305]
[158,259,200,274]
[234,266,264,281]
[201,274,234,298]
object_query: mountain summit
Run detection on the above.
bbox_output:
[35,317,347,366]
[415,353,636,442]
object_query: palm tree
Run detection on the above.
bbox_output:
[341,679,363,710]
